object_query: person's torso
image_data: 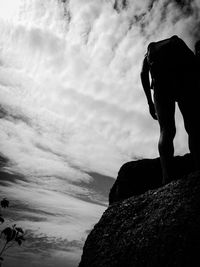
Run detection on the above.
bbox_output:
[147,36,196,83]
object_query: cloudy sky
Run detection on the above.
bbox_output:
[0,0,200,266]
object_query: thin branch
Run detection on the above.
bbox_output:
[3,242,15,253]
[0,241,8,257]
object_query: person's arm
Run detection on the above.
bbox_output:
[140,56,157,120]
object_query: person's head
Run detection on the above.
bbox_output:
[195,40,200,57]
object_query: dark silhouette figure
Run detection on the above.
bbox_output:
[141,35,200,185]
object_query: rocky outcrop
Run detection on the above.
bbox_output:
[109,153,194,204]
[79,171,200,267]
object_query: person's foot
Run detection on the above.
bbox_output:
[162,177,170,185]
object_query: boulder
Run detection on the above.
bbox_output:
[109,153,194,205]
[79,171,200,267]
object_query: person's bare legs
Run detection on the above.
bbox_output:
[154,89,176,185]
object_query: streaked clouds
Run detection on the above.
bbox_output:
[0,0,200,266]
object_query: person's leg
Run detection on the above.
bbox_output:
[178,91,200,172]
[154,90,176,185]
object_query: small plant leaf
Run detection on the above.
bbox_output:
[2,227,16,242]
[1,227,12,236]
[1,198,9,208]
[15,235,25,246]
[17,239,22,246]
[15,227,24,234]
[0,216,4,224]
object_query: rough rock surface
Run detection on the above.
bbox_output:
[109,153,194,204]
[79,171,200,267]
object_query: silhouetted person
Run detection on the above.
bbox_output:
[141,35,200,185]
